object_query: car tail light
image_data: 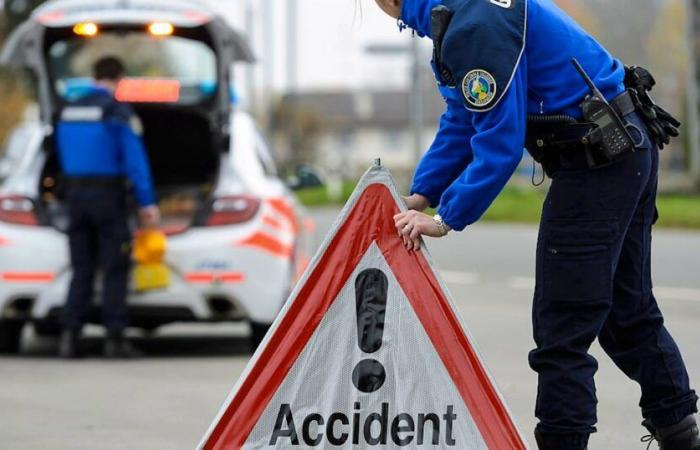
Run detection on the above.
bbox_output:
[0,196,38,226]
[206,195,261,227]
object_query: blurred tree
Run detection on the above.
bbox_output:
[692,0,700,185]
[271,97,323,172]
[2,0,47,37]
[554,0,602,37]
[572,0,660,68]
[645,0,689,173]
[0,76,30,147]
[647,0,687,80]
[0,0,46,151]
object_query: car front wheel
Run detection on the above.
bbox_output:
[0,320,24,354]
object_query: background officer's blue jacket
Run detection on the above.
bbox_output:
[401,0,626,231]
[56,86,156,207]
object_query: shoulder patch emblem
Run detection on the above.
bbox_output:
[462,69,497,109]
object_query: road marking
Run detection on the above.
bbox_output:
[440,270,479,286]
[440,271,700,303]
[507,276,535,290]
[655,287,700,303]
[506,278,700,303]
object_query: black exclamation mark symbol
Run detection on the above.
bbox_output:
[352,268,388,393]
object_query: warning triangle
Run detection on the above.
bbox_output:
[199,164,528,450]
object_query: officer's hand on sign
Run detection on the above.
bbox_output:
[394,210,450,251]
[139,205,161,229]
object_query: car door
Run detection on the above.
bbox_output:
[0,20,54,125]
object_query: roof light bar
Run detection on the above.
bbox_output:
[148,22,174,36]
[73,22,99,37]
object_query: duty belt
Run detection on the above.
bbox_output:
[526,90,640,176]
[527,90,636,152]
[526,65,681,177]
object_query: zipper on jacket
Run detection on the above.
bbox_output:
[528,87,544,114]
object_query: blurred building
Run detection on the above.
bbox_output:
[275,88,444,180]
[1,0,697,188]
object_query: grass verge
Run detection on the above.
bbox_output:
[297,183,700,229]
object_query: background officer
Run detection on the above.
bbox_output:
[56,57,160,359]
[371,0,700,448]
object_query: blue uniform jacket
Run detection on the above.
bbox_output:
[56,86,156,207]
[402,0,625,230]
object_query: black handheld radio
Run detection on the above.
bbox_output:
[571,58,635,161]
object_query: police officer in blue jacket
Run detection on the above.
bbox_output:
[373,0,700,448]
[56,57,160,359]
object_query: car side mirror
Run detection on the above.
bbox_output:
[288,164,324,191]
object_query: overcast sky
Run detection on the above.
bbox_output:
[210,0,430,94]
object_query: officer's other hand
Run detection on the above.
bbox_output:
[393,210,446,251]
[402,194,430,212]
[139,205,161,229]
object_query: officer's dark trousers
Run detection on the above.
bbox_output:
[529,115,698,448]
[62,187,132,334]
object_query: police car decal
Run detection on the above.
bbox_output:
[462,69,497,108]
[441,0,527,112]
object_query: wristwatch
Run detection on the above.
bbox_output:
[433,214,450,236]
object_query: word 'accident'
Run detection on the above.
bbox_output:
[270,403,458,447]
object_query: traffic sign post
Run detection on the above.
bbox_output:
[199,163,528,449]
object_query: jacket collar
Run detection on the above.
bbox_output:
[400,0,442,38]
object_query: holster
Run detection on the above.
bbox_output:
[525,115,585,177]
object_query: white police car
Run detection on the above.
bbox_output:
[0,0,318,353]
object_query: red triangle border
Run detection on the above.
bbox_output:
[202,182,526,450]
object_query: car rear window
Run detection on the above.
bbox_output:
[48,32,217,105]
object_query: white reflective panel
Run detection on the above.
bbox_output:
[243,243,488,450]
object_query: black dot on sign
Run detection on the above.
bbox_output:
[352,359,386,393]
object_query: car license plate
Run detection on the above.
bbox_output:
[133,263,170,292]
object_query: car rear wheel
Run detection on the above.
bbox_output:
[33,320,62,338]
[139,325,160,338]
[249,322,271,352]
[0,320,24,354]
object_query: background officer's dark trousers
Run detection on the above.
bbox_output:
[62,185,132,334]
[529,113,698,448]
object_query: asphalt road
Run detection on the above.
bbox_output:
[1,208,699,449]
